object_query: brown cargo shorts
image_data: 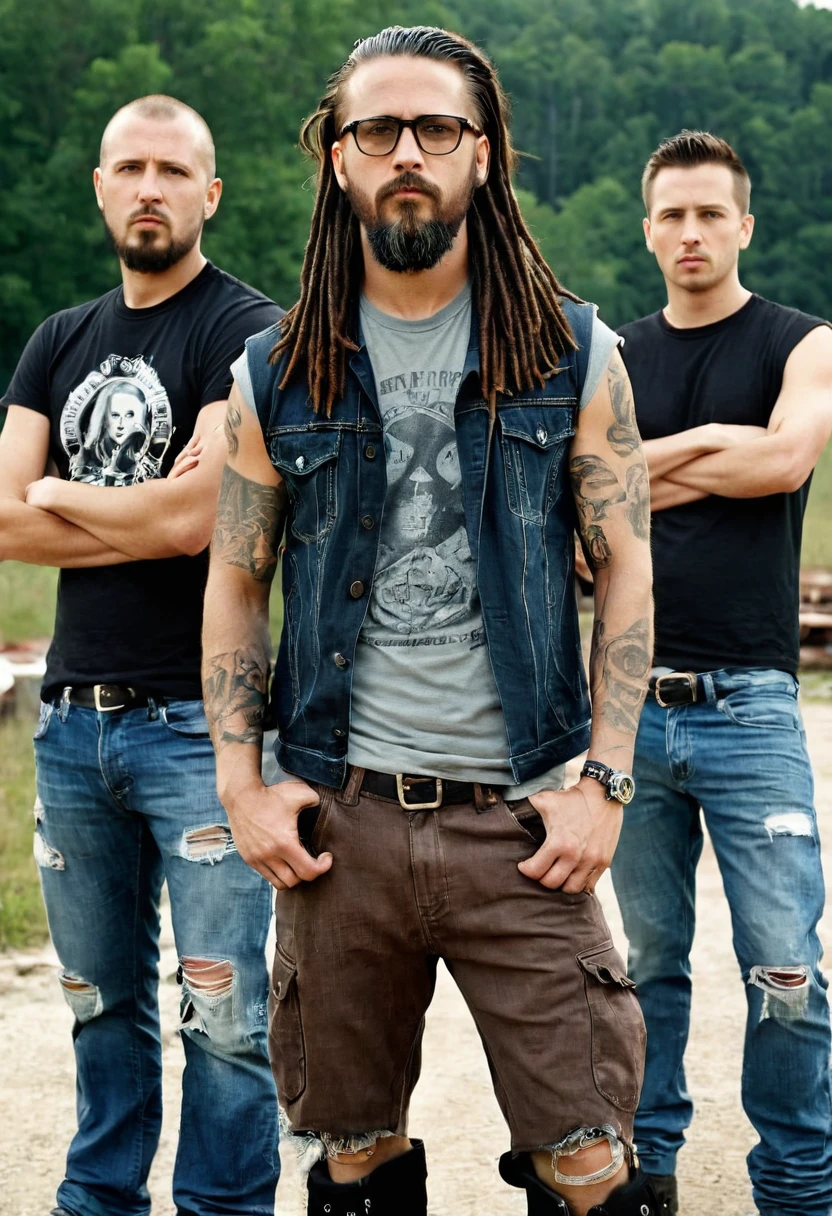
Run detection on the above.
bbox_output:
[269,775,646,1152]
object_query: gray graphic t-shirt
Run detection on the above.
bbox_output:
[233,293,617,793]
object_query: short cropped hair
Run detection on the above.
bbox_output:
[100,95,216,179]
[642,130,751,215]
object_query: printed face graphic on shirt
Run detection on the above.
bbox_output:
[367,374,478,639]
[60,355,172,485]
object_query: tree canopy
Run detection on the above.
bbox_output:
[2,0,831,384]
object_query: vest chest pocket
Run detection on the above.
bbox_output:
[270,429,341,542]
[499,403,575,524]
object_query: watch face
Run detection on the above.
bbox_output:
[610,773,635,804]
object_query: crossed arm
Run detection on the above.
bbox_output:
[646,326,832,511]
[0,400,229,566]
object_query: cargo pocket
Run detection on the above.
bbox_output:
[269,946,306,1103]
[577,942,645,1112]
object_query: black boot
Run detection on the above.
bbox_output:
[499,1151,659,1215]
[646,1174,678,1215]
[307,1140,427,1215]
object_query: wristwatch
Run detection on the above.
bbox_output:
[580,760,636,805]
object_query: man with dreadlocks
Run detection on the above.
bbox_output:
[202,25,655,1216]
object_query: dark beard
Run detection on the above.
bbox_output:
[347,169,475,273]
[366,207,464,273]
[105,216,200,273]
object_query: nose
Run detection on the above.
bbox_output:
[392,125,425,173]
[680,216,702,246]
[136,168,163,204]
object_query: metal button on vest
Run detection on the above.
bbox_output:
[536,427,548,445]
[361,514,375,530]
[364,444,376,459]
[332,727,345,738]
[333,653,349,669]
[349,580,365,599]
[295,455,306,471]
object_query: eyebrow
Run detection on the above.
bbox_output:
[657,202,728,215]
[111,156,193,173]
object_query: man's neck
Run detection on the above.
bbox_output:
[663,274,751,330]
[120,246,207,310]
[360,226,470,321]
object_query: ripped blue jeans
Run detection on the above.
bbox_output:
[33,697,278,1216]
[610,668,832,1216]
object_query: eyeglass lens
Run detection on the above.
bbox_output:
[355,116,464,156]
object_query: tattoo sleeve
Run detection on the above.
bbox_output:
[213,465,286,583]
[204,648,270,749]
[590,616,651,737]
[224,400,242,457]
[570,454,625,570]
[606,357,640,456]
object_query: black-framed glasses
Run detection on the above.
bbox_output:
[339,114,482,157]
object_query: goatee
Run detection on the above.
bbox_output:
[347,169,475,273]
[104,211,201,273]
[366,207,464,273]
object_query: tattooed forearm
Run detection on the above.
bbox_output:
[606,356,640,457]
[224,401,242,457]
[590,617,651,736]
[204,648,269,749]
[213,465,286,582]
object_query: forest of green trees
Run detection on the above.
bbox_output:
[3,0,832,384]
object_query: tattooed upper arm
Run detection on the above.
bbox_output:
[571,349,650,566]
[213,466,287,583]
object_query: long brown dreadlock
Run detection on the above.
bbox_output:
[272,25,579,415]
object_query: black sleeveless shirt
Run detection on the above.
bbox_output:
[619,295,826,676]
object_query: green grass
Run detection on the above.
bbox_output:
[804,442,832,568]
[0,714,47,949]
[0,562,58,645]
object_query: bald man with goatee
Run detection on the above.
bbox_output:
[0,96,282,1216]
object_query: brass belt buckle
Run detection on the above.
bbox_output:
[396,774,443,810]
[654,672,697,709]
[93,684,129,713]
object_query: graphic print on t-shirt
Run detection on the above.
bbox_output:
[368,372,479,640]
[60,353,172,485]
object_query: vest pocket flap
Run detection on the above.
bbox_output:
[271,429,342,476]
[499,404,575,448]
[577,944,636,988]
[272,951,298,1001]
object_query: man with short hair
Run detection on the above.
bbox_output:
[610,130,832,1216]
[203,26,656,1216]
[0,95,281,1216]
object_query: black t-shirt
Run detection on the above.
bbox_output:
[620,294,827,676]
[1,262,281,699]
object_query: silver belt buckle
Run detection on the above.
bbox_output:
[396,774,443,810]
[93,684,128,712]
[654,671,697,709]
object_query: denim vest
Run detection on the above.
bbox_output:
[246,298,594,788]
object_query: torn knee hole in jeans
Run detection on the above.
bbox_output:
[545,1125,626,1187]
[179,957,234,999]
[33,829,65,871]
[749,965,811,1021]
[58,972,103,1023]
[179,824,237,864]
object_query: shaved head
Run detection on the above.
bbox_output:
[100,95,216,180]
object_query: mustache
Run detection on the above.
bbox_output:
[128,205,169,224]
[376,172,441,206]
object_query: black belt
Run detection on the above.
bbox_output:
[65,684,159,713]
[361,769,483,810]
[649,672,704,708]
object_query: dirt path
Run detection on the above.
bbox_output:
[2,702,831,1216]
